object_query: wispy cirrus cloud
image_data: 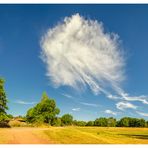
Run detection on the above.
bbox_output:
[105,109,117,115]
[15,100,36,105]
[41,13,124,95]
[80,102,99,107]
[72,108,80,111]
[136,111,148,117]
[40,13,147,112]
[116,102,137,111]
[62,93,73,98]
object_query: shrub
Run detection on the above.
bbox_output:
[61,114,73,126]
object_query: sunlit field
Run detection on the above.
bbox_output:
[0,127,148,144]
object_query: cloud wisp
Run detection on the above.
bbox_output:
[80,102,99,107]
[72,108,80,111]
[62,93,73,98]
[116,102,137,111]
[40,13,148,113]
[15,100,36,105]
[136,111,148,117]
[105,109,117,115]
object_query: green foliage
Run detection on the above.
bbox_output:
[117,117,146,127]
[61,114,73,126]
[7,114,13,119]
[146,121,148,127]
[74,120,87,126]
[0,112,9,122]
[117,117,130,127]
[51,117,61,126]
[94,117,108,127]
[86,121,94,126]
[0,78,8,114]
[0,78,9,127]
[26,92,60,125]
[107,117,116,127]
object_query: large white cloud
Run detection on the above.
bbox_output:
[40,13,124,95]
[40,13,148,111]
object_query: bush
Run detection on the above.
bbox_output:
[51,117,61,126]
[86,121,94,126]
[61,114,73,126]
[8,120,28,127]
[94,118,108,127]
[75,121,86,126]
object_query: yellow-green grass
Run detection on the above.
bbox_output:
[0,127,148,144]
[36,126,148,144]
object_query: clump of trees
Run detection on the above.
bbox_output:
[116,117,146,127]
[74,117,148,128]
[26,92,60,125]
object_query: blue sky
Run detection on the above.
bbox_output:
[0,4,148,120]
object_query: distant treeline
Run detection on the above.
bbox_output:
[25,92,148,128]
[0,77,148,128]
[73,117,148,127]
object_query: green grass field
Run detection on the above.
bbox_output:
[0,127,148,144]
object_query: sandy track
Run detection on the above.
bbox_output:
[5,128,51,144]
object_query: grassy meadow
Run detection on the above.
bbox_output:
[0,127,148,144]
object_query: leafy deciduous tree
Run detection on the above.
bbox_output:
[26,92,60,125]
[61,114,73,126]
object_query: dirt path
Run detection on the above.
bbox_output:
[5,128,52,144]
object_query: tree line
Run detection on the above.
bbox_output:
[0,77,148,127]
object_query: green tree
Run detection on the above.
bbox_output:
[146,121,148,127]
[107,117,116,127]
[94,117,108,127]
[138,118,146,127]
[117,117,130,127]
[51,117,61,126]
[61,114,73,126]
[86,121,94,126]
[0,78,8,122]
[26,92,60,125]
[75,121,86,126]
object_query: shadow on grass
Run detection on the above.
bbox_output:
[119,134,148,140]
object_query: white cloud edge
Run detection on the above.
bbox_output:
[72,108,80,111]
[15,100,36,105]
[116,101,137,111]
[136,111,148,117]
[105,109,117,115]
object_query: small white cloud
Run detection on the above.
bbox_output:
[80,102,99,107]
[107,94,120,100]
[15,100,36,105]
[62,93,73,98]
[116,101,137,110]
[72,108,80,111]
[136,111,148,117]
[105,109,117,115]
